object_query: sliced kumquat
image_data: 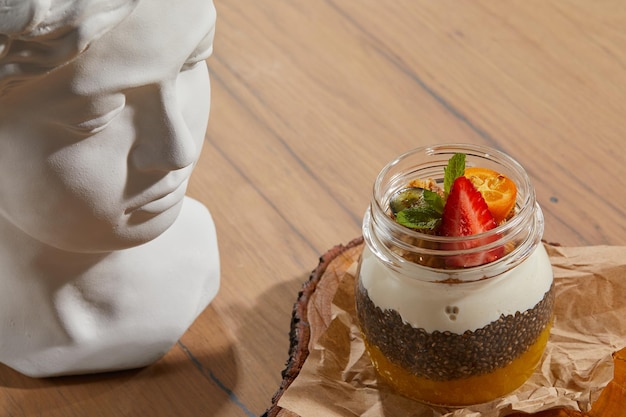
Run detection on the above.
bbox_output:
[464,167,517,223]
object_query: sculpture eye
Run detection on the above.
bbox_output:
[56,99,126,136]
[71,104,125,134]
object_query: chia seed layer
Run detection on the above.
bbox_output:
[356,281,555,381]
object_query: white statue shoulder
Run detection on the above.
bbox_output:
[0,197,219,377]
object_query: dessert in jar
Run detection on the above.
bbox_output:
[355,144,554,406]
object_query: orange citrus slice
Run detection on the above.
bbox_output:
[464,167,517,223]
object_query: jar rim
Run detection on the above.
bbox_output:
[373,143,534,243]
[366,143,543,279]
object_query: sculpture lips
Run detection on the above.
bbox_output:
[126,180,188,215]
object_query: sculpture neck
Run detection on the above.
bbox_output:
[0,214,109,285]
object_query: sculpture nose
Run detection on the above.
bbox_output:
[129,83,199,172]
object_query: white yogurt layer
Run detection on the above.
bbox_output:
[359,244,553,334]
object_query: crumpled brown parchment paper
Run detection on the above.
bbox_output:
[277,243,626,417]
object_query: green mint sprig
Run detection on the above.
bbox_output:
[393,153,465,231]
[395,205,442,230]
[444,153,466,196]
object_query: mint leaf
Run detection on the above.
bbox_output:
[443,153,466,195]
[391,153,466,231]
[395,206,442,230]
[423,189,444,215]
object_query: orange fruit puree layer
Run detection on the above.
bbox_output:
[363,323,552,407]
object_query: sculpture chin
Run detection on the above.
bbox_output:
[110,199,185,251]
[32,198,185,254]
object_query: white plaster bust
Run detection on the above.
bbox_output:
[0,0,220,377]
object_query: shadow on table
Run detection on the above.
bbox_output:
[237,271,312,415]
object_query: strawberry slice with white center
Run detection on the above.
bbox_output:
[440,176,503,267]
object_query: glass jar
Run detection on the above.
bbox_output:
[355,144,554,406]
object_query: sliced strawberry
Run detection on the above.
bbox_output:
[440,176,503,267]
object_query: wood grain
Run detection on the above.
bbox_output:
[1,0,624,416]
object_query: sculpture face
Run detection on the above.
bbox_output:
[0,0,215,252]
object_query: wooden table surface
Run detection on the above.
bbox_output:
[1,1,625,416]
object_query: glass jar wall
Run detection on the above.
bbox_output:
[355,144,554,406]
